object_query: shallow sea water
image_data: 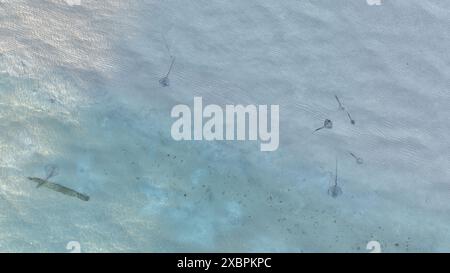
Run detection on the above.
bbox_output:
[0,0,449,252]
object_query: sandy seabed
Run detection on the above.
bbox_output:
[0,0,449,252]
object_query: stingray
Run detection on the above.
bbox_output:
[159,56,175,87]
[44,164,59,182]
[346,111,356,125]
[314,119,333,132]
[27,164,90,202]
[334,95,345,111]
[335,95,356,125]
[328,159,342,198]
[349,152,364,164]
[159,35,176,87]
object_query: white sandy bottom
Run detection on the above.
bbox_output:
[0,0,449,252]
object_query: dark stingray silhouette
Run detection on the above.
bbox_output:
[314,119,333,132]
[328,159,342,198]
[159,56,175,87]
[335,95,356,125]
[349,152,364,165]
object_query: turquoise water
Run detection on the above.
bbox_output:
[0,0,449,252]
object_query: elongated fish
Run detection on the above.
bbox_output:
[28,177,90,202]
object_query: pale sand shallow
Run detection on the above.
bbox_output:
[0,0,449,252]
